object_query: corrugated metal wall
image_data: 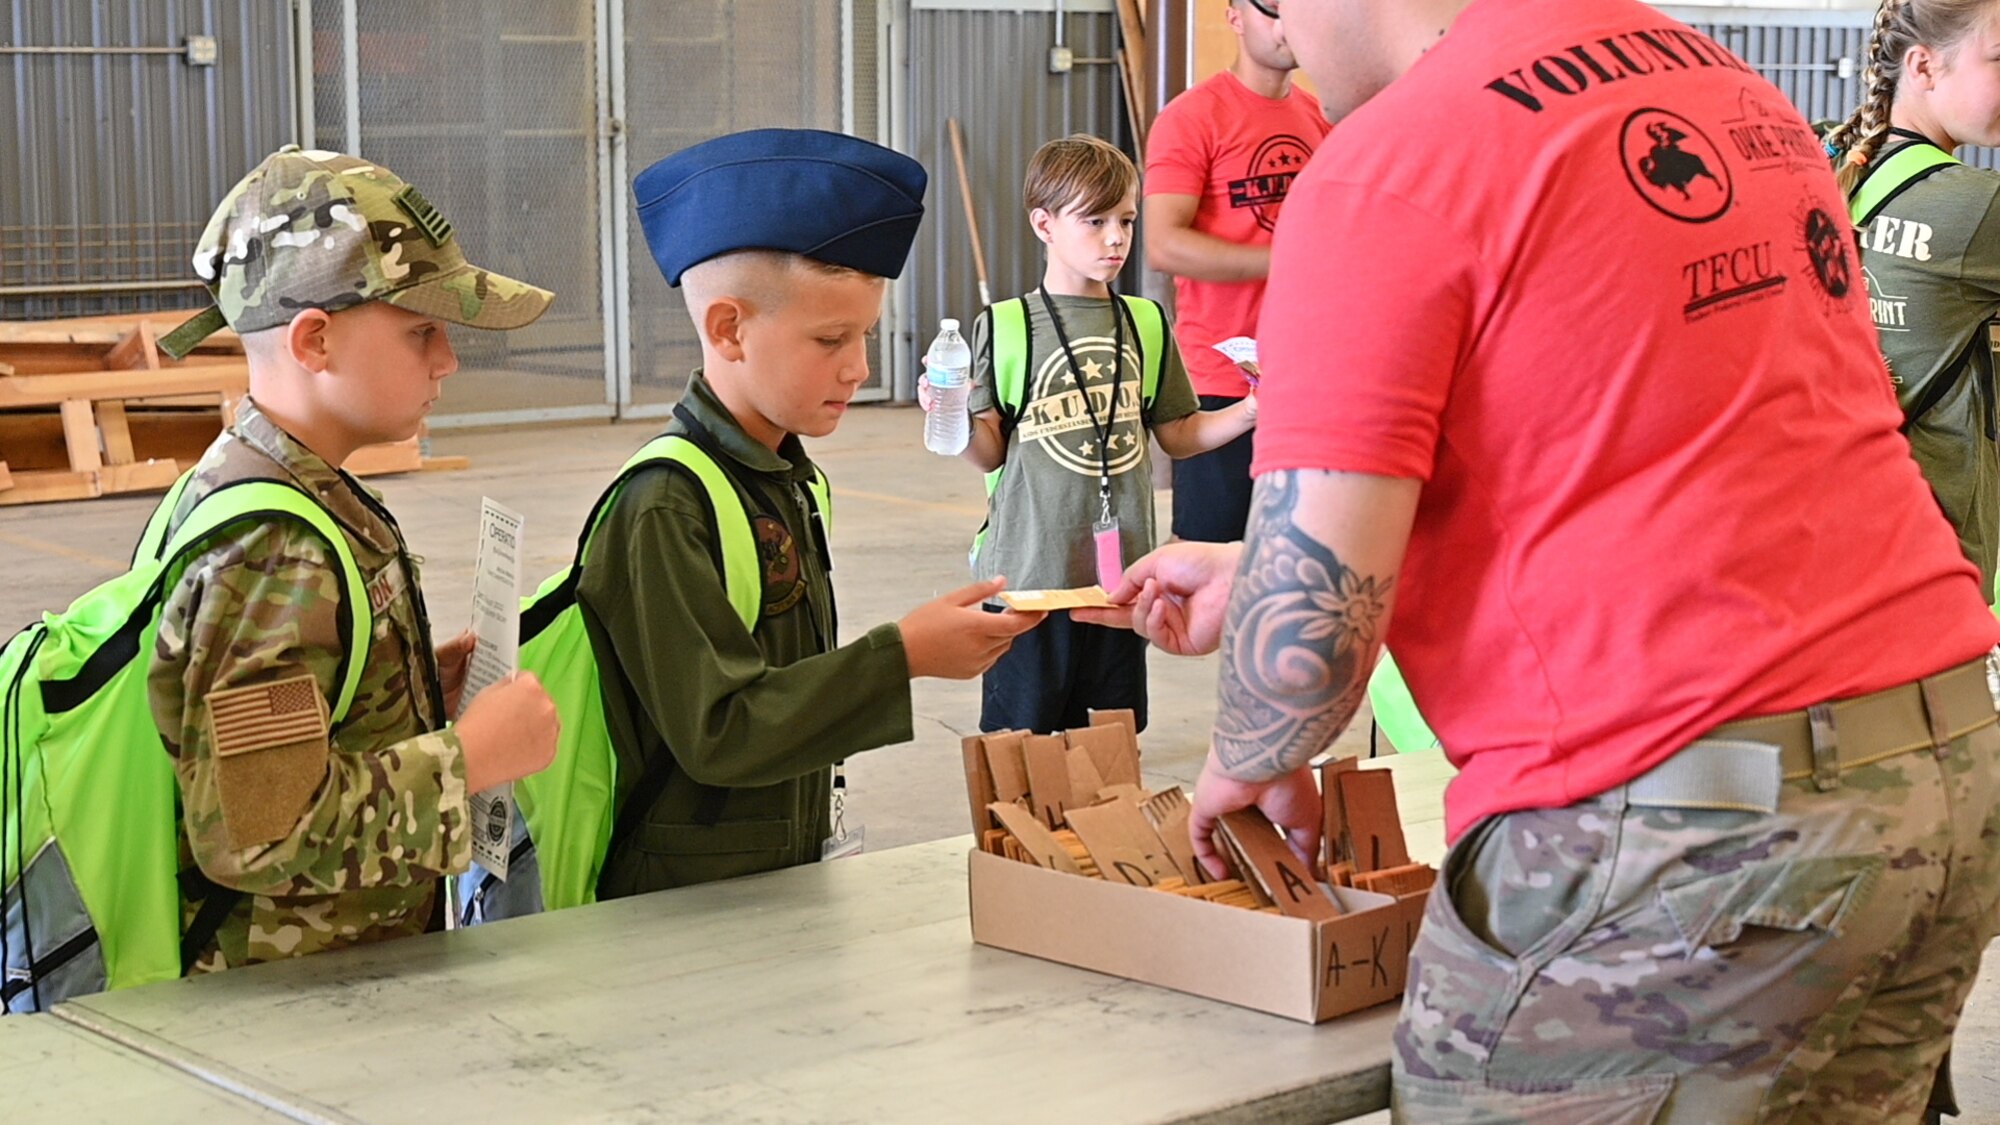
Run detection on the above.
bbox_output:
[1,0,297,320]
[906,3,1130,369]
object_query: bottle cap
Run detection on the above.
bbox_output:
[940,318,960,332]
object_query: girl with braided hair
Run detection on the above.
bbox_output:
[1828,8,2000,1119]
[1826,0,2000,606]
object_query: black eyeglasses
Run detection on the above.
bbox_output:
[1246,0,1280,17]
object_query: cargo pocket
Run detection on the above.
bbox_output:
[1656,854,1883,955]
[633,818,794,886]
[1393,1071,1674,1125]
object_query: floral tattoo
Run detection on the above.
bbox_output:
[1213,471,1391,781]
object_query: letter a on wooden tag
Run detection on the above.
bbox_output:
[1217,808,1343,920]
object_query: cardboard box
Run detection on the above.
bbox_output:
[963,713,1434,1024]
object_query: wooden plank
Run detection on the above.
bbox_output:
[418,454,472,472]
[0,365,248,408]
[59,399,101,473]
[1114,0,1151,150]
[0,468,99,505]
[97,400,137,464]
[103,321,162,372]
[99,459,182,495]
[341,435,423,476]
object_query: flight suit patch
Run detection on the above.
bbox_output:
[752,514,806,617]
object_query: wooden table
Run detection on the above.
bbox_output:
[2,1009,288,1123]
[43,752,1456,1125]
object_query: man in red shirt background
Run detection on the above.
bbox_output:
[1086,0,2000,1117]
[1143,0,1328,543]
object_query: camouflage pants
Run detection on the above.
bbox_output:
[1392,721,2000,1124]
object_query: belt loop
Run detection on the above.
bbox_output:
[1809,703,1840,792]
[1920,675,1953,759]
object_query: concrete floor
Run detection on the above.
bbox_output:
[6,402,2000,1120]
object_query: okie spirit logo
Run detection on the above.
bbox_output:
[1017,336,1146,479]
[1620,109,1733,223]
[1229,134,1316,232]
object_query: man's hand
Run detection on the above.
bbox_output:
[1071,541,1242,655]
[435,629,476,718]
[1188,754,1322,880]
[900,578,1046,679]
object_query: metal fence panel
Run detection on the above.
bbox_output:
[1,0,295,320]
[310,0,611,425]
[620,0,856,412]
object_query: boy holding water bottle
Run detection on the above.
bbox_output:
[936,134,1257,734]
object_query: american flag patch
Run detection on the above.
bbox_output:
[205,674,329,758]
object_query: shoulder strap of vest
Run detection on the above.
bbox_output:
[989,298,1031,425]
[1849,141,1960,227]
[535,431,762,635]
[1118,294,1167,407]
[159,480,373,723]
[132,469,198,566]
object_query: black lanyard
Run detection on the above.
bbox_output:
[1037,286,1127,520]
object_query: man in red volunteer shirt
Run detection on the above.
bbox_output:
[1144,0,1329,542]
[1083,0,2000,1117]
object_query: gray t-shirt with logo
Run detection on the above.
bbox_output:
[967,293,1199,590]
[1860,151,2000,597]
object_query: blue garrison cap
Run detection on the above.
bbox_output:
[635,128,928,287]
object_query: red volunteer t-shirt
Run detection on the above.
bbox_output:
[1253,0,2000,840]
[1145,71,1330,397]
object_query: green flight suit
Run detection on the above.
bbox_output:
[577,373,914,895]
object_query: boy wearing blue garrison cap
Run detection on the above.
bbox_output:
[541,129,1042,896]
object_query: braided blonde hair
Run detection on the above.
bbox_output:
[1826,0,1997,195]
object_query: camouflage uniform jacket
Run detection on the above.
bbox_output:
[579,373,913,896]
[148,399,469,971]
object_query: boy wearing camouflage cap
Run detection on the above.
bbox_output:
[151,145,559,971]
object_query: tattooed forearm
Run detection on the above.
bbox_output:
[1213,471,1391,782]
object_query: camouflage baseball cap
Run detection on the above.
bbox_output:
[160,145,552,359]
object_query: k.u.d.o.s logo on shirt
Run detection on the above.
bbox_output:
[751,514,807,617]
[1229,134,1316,232]
[1620,108,1733,223]
[1016,336,1146,479]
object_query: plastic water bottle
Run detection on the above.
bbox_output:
[923,318,972,456]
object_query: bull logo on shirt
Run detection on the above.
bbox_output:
[1619,108,1733,223]
[1228,134,1316,232]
